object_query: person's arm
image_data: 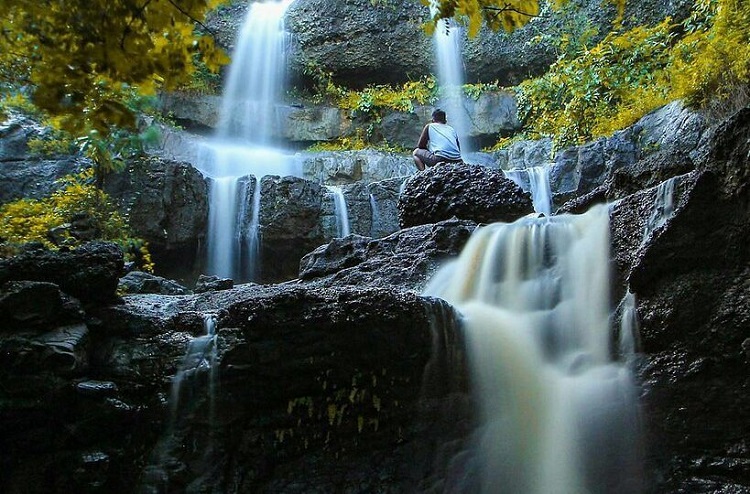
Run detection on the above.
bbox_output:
[416,124,430,149]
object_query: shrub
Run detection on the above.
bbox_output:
[0,169,153,271]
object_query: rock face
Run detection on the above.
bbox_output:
[0,112,86,204]
[607,106,750,492]
[284,0,693,88]
[300,218,477,291]
[0,242,123,305]
[103,157,209,282]
[398,164,533,228]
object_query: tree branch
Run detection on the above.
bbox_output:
[483,3,540,18]
[166,0,217,36]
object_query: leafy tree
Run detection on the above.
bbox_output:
[425,0,626,36]
[0,0,229,135]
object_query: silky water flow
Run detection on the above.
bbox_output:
[197,0,298,282]
[424,205,644,494]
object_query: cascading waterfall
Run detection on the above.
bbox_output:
[424,205,643,494]
[431,3,472,154]
[326,185,351,237]
[369,192,380,236]
[642,175,677,243]
[197,0,298,282]
[503,165,553,216]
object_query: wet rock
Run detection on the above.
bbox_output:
[103,156,208,281]
[398,164,533,228]
[0,242,124,305]
[299,149,413,184]
[0,324,89,376]
[119,271,191,296]
[300,218,477,292]
[0,280,84,330]
[194,274,234,293]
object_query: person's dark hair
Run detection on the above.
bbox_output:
[432,109,447,123]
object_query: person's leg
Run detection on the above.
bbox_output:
[412,148,426,171]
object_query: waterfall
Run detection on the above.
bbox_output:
[503,166,553,216]
[642,175,677,242]
[424,205,643,494]
[369,193,380,237]
[196,0,299,283]
[326,185,351,237]
[431,5,472,154]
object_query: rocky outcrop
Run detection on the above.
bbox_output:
[299,149,413,184]
[0,242,123,305]
[103,156,209,282]
[118,270,191,296]
[300,218,477,291]
[284,0,693,88]
[0,112,86,204]
[398,164,533,228]
[607,106,750,492]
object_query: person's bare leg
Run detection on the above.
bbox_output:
[412,149,426,171]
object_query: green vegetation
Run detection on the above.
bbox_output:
[513,0,750,147]
[0,0,229,136]
[0,169,153,270]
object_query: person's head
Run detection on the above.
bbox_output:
[431,109,447,124]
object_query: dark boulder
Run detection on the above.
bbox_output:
[398,164,533,228]
[118,270,191,296]
[259,175,326,282]
[300,218,477,291]
[0,242,124,305]
[103,156,208,282]
[0,280,84,330]
[608,106,750,492]
[194,274,234,293]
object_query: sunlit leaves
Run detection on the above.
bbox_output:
[426,0,547,37]
[0,0,229,135]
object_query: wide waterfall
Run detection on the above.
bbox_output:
[425,205,643,494]
[197,0,299,282]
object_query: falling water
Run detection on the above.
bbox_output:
[326,185,351,237]
[197,0,298,282]
[424,205,643,494]
[503,166,553,216]
[369,193,380,237]
[431,4,472,154]
[642,176,677,243]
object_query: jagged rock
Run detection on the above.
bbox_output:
[0,281,84,330]
[0,242,124,305]
[608,106,750,492]
[398,164,533,228]
[119,271,191,296]
[194,274,234,293]
[258,175,326,281]
[300,149,413,184]
[0,323,89,376]
[103,156,208,281]
[300,218,477,291]
[367,177,404,238]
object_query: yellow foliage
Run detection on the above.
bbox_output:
[0,0,229,136]
[0,170,152,271]
[513,0,750,147]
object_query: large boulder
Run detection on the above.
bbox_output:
[0,242,124,305]
[103,156,209,282]
[0,112,86,204]
[299,217,477,291]
[284,0,693,88]
[608,106,750,492]
[258,175,327,281]
[398,164,533,228]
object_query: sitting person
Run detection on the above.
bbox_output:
[412,108,463,171]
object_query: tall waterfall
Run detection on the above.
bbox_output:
[197,0,298,282]
[432,8,472,154]
[424,205,643,494]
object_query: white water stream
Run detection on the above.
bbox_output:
[431,5,472,154]
[424,205,643,493]
[326,185,351,237]
[503,165,553,216]
[197,0,298,282]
